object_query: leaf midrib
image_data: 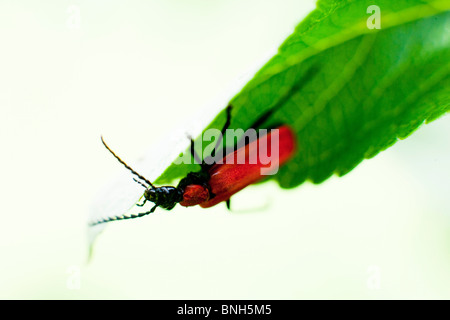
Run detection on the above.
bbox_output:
[293,33,378,131]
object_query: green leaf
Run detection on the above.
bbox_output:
[156,0,450,188]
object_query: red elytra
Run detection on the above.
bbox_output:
[180,125,296,208]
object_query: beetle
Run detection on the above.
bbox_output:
[89,66,320,227]
[89,105,296,226]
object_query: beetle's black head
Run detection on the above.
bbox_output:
[144,186,183,210]
[94,137,187,226]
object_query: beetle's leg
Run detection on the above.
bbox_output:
[136,198,147,207]
[133,179,149,207]
[133,178,149,189]
[188,136,203,165]
[226,197,272,213]
[210,104,232,159]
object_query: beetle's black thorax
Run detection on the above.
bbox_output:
[144,186,183,210]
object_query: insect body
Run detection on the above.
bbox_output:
[91,106,296,226]
[199,125,295,208]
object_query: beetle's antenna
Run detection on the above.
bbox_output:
[101,136,155,189]
[133,178,149,189]
[89,204,158,226]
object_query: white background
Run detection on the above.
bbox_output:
[0,0,449,299]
